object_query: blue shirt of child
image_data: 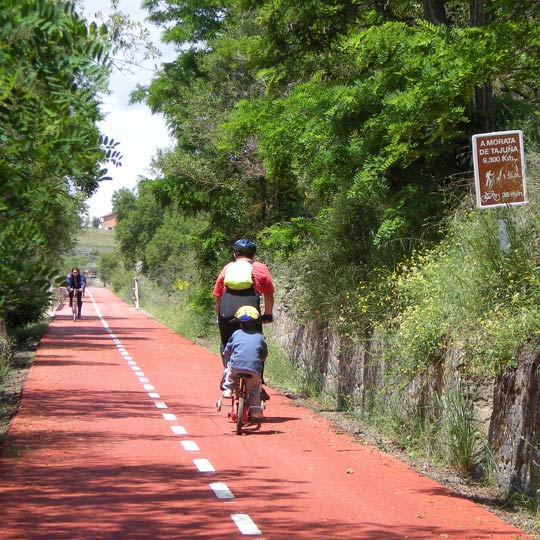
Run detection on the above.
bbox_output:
[222,328,268,374]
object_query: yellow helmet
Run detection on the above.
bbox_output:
[234,305,260,323]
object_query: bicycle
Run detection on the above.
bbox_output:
[68,288,83,322]
[216,373,264,435]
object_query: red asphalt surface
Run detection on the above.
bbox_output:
[0,288,530,540]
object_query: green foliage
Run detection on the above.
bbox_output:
[262,335,304,394]
[0,0,118,328]
[98,251,122,288]
[438,383,483,475]
[113,183,164,270]
[258,218,319,260]
[144,213,206,288]
[0,336,13,380]
[130,275,217,345]
[378,173,540,380]
[123,0,540,363]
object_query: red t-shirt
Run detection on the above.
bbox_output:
[213,259,274,297]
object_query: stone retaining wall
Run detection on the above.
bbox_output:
[270,309,539,494]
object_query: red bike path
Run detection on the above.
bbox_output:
[0,287,529,539]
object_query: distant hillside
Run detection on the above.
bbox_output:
[64,228,116,278]
[76,228,115,256]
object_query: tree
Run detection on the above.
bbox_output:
[135,0,540,316]
[98,251,122,288]
[0,0,114,330]
[113,183,164,270]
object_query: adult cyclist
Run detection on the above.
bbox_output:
[66,267,86,319]
[213,239,274,396]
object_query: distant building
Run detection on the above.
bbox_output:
[101,212,117,229]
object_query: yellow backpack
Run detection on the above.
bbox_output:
[224,259,254,290]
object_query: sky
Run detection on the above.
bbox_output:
[83,0,176,219]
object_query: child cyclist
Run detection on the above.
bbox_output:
[222,305,268,418]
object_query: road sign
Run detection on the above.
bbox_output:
[472,130,527,208]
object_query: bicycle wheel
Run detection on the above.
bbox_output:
[236,396,245,434]
[72,302,77,322]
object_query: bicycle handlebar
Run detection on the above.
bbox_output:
[68,288,85,294]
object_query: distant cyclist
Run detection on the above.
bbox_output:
[213,239,274,398]
[66,267,86,319]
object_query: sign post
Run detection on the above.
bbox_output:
[472,130,527,208]
[472,130,527,253]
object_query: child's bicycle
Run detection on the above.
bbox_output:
[216,373,265,435]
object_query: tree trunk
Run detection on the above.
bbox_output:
[470,0,496,131]
[0,317,7,340]
[470,0,486,26]
[422,0,448,25]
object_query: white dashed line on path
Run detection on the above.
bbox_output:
[87,290,263,538]
[209,483,235,499]
[231,514,262,535]
[193,459,215,472]
[181,440,199,452]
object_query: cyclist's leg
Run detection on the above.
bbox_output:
[245,373,261,405]
[218,318,238,367]
[68,289,74,306]
[221,362,235,395]
[76,290,83,316]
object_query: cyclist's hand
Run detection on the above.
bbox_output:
[261,313,273,323]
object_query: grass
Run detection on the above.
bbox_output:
[76,228,116,253]
[116,275,306,396]
[264,335,304,395]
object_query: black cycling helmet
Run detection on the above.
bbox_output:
[232,238,256,257]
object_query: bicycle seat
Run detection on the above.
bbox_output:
[237,373,253,379]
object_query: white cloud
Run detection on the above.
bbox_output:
[82,0,175,218]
